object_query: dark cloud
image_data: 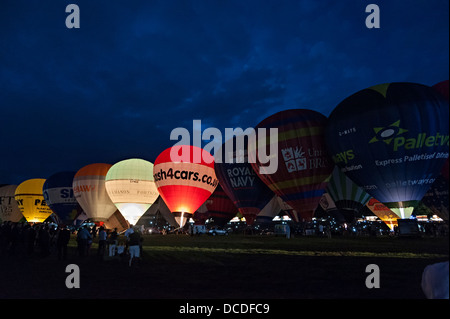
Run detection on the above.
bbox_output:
[0,0,448,185]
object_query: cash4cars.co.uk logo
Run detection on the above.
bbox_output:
[369,120,449,151]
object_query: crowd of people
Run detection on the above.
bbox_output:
[0,221,143,267]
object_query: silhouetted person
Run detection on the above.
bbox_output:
[76,226,92,257]
[57,225,71,260]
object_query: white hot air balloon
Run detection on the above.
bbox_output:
[105,158,159,225]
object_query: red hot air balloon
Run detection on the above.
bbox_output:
[154,145,219,228]
[250,109,334,221]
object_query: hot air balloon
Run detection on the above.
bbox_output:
[154,145,218,228]
[204,185,238,227]
[43,171,82,225]
[105,158,159,226]
[250,109,334,221]
[421,80,449,221]
[0,185,23,222]
[365,198,399,231]
[326,166,372,223]
[73,163,117,222]
[14,179,53,223]
[215,137,274,225]
[326,82,449,219]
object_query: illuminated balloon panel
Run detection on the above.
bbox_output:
[251,109,334,221]
[14,179,53,223]
[105,158,159,225]
[215,138,274,225]
[326,83,449,218]
[154,145,218,227]
[43,171,81,225]
[73,163,117,222]
[366,198,399,231]
[0,185,23,222]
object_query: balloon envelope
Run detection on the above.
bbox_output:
[105,158,159,225]
[154,145,218,227]
[15,179,53,223]
[43,171,81,225]
[204,185,238,227]
[0,185,23,222]
[250,109,334,221]
[215,138,274,225]
[326,166,372,222]
[73,163,117,222]
[326,82,449,218]
[365,198,399,231]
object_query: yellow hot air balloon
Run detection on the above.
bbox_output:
[14,179,53,223]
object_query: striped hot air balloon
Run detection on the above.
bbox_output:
[326,166,372,222]
[154,145,218,228]
[250,109,334,221]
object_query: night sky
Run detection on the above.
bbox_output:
[0,0,448,185]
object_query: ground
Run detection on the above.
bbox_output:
[0,233,448,303]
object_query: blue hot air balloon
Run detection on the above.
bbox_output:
[215,138,274,225]
[326,82,449,219]
[43,171,82,225]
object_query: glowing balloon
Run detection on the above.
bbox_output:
[250,109,334,221]
[14,179,53,223]
[0,185,23,222]
[73,163,117,222]
[43,171,81,225]
[215,138,274,225]
[365,198,399,231]
[105,158,159,225]
[154,145,218,227]
[326,82,449,219]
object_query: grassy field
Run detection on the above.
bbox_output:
[0,233,448,301]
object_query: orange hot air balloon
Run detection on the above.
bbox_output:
[154,145,219,228]
[73,163,117,222]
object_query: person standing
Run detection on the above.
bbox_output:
[128,228,142,267]
[108,228,118,257]
[97,226,107,259]
[76,226,92,257]
[57,225,71,260]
